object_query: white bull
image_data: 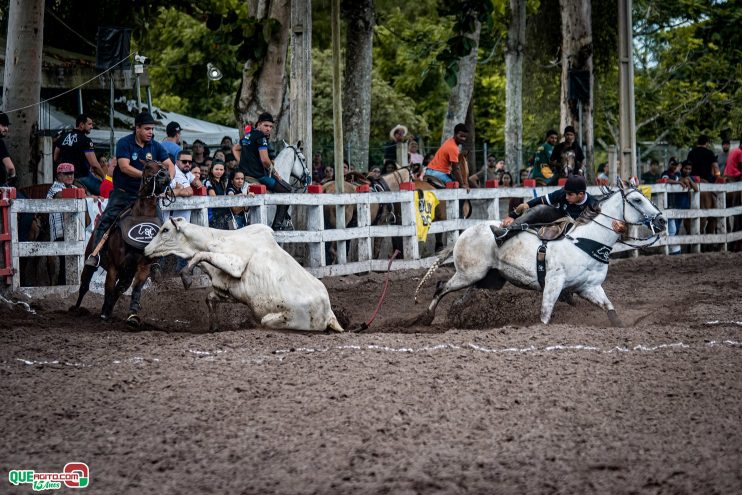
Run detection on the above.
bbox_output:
[144,217,344,332]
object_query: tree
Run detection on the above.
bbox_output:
[236,0,291,141]
[504,0,526,173]
[341,0,374,170]
[438,1,493,141]
[558,0,594,171]
[2,0,44,188]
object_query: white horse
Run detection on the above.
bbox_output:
[272,142,311,192]
[415,179,666,326]
[261,143,311,226]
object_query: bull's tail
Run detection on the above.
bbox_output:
[414,245,455,303]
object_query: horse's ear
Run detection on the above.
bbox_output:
[172,217,183,231]
[616,176,626,191]
[297,140,303,151]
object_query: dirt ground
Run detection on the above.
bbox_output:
[1,251,741,494]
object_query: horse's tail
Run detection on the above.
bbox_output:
[415,245,455,303]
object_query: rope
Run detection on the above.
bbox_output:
[352,249,400,332]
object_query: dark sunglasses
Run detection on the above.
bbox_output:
[180,159,192,164]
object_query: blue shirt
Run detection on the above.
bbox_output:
[114,133,170,194]
[161,140,182,164]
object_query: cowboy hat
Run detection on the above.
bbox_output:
[389,124,408,140]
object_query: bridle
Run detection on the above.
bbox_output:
[592,185,664,248]
[139,161,174,206]
[283,145,311,192]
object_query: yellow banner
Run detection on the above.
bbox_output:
[414,190,439,241]
[639,185,652,199]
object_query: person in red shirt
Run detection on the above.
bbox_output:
[98,156,114,198]
[423,123,469,191]
[724,135,741,183]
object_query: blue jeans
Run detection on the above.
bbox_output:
[667,217,682,253]
[92,188,137,248]
[424,168,453,184]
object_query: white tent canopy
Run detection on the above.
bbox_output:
[39,104,240,151]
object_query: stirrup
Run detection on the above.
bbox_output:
[85,254,100,268]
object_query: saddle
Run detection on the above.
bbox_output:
[490,217,575,247]
[423,176,447,189]
[119,214,163,250]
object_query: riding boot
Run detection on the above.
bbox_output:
[271,205,293,231]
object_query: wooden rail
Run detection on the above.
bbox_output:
[2,181,741,297]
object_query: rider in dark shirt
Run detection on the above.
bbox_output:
[232,112,292,230]
[501,175,626,234]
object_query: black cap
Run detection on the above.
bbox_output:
[564,175,587,193]
[0,112,10,126]
[134,112,156,126]
[166,121,182,137]
[257,112,274,124]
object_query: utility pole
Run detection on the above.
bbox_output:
[618,0,637,179]
[331,0,344,192]
[290,0,313,161]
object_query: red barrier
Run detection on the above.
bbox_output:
[0,187,16,284]
[715,177,726,184]
[307,184,323,194]
[355,184,370,193]
[445,181,460,189]
[557,178,567,186]
[248,184,268,194]
[400,182,416,191]
[523,179,536,187]
[657,178,669,184]
[194,186,208,196]
[692,176,701,183]
[60,188,86,199]
[485,179,499,188]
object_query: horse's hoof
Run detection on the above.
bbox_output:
[608,310,624,327]
[100,314,113,324]
[126,314,141,329]
[180,271,193,290]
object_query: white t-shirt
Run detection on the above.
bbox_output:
[161,167,194,223]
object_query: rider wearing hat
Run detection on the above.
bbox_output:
[502,175,626,233]
[232,112,292,230]
[86,112,175,267]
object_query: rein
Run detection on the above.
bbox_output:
[591,187,664,249]
[281,145,311,192]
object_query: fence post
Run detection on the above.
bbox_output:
[356,195,372,266]
[62,197,86,285]
[445,190,460,246]
[335,204,347,265]
[717,189,727,252]
[690,186,701,253]
[306,203,325,268]
[400,191,419,260]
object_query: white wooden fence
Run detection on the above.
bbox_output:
[3,182,742,297]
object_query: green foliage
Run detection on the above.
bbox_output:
[312,48,429,167]
[135,6,241,125]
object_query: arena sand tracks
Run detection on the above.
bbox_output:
[1,251,741,494]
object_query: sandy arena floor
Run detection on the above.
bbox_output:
[1,251,741,494]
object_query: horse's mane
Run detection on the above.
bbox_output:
[574,189,616,226]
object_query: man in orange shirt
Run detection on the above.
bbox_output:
[424,123,469,192]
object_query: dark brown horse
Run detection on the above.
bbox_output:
[71,160,170,326]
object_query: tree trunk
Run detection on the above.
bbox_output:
[341,0,374,171]
[441,21,481,142]
[464,97,476,171]
[505,0,526,176]
[559,0,594,175]
[2,0,44,188]
[238,0,291,141]
[289,0,312,160]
